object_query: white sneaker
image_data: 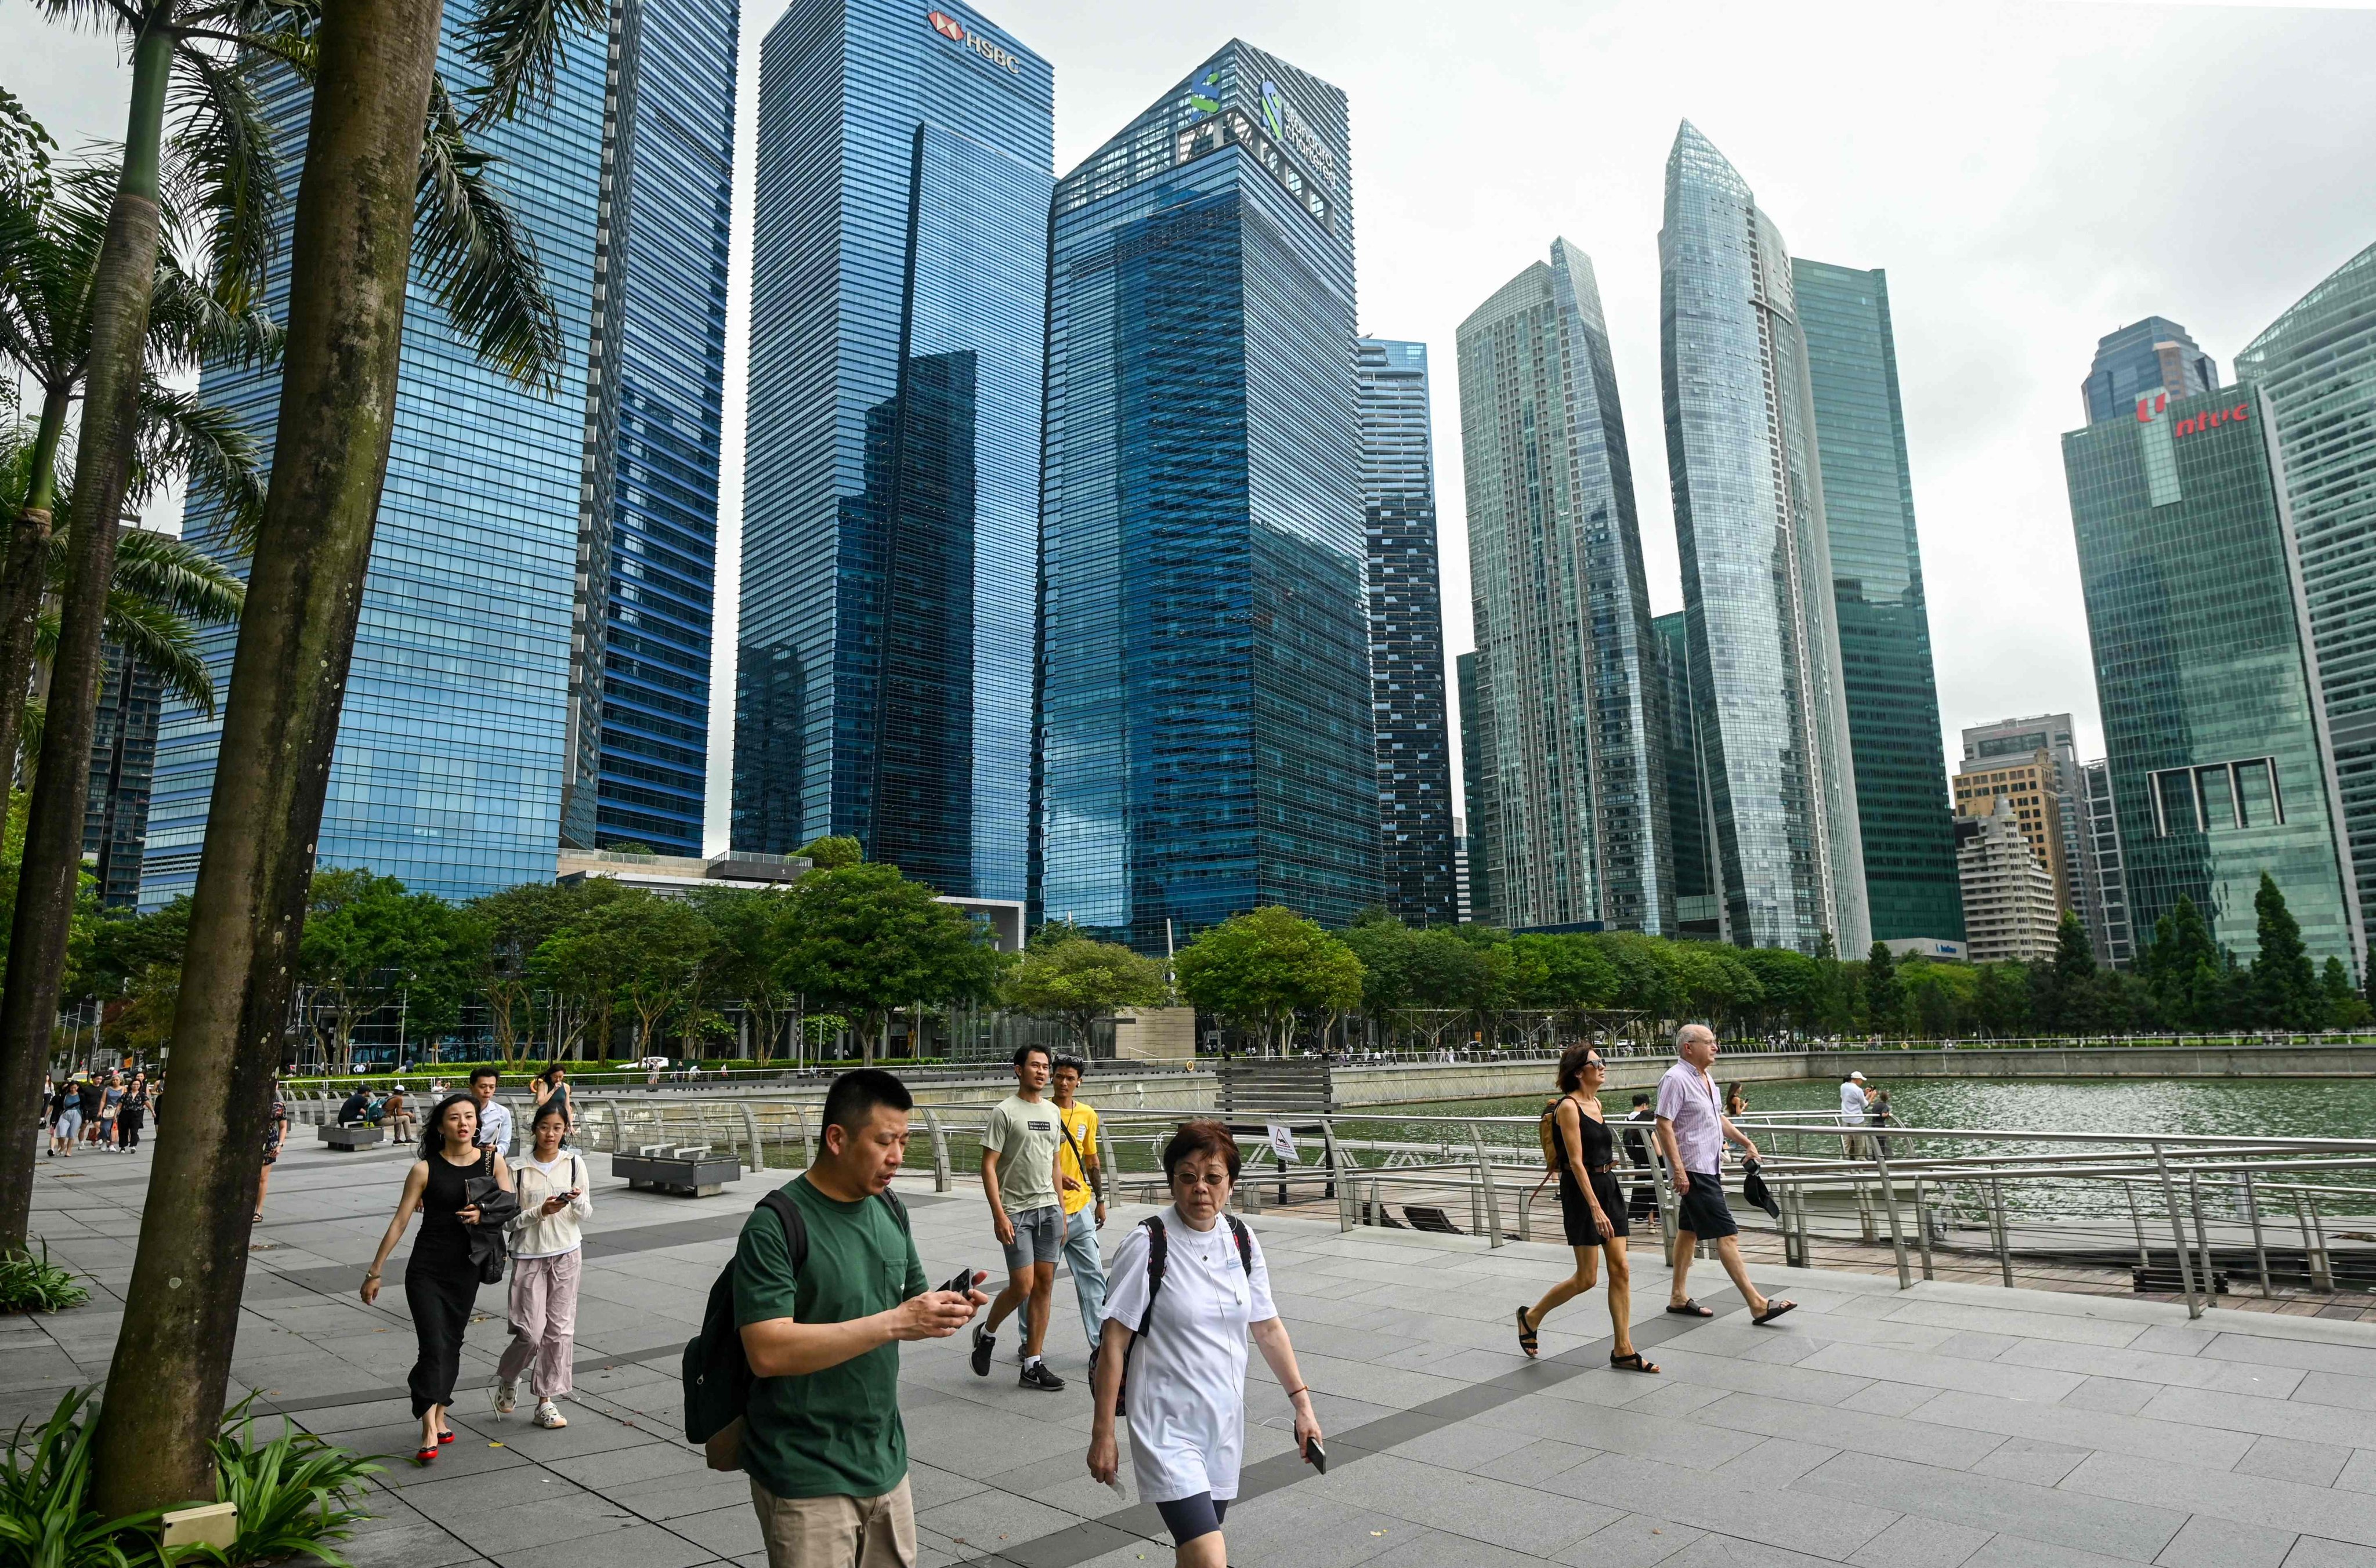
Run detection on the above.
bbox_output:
[533,1399,567,1429]
[492,1379,517,1416]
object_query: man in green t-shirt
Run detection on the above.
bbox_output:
[736,1069,985,1567]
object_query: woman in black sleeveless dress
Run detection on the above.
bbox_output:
[361,1092,512,1462]
[1516,1044,1658,1373]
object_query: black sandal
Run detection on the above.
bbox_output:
[1665,1299,1714,1318]
[1752,1299,1798,1327]
[1609,1350,1660,1374]
[1515,1306,1539,1359]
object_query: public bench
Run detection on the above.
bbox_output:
[613,1145,742,1197]
[317,1124,384,1151]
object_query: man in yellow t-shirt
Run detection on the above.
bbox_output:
[1050,1055,1108,1363]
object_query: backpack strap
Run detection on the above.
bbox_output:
[1133,1214,1169,1335]
[1223,1214,1253,1276]
[874,1188,909,1233]
[757,1188,808,1275]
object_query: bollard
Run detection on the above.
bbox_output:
[921,1107,950,1194]
[2240,1171,2272,1300]
[2149,1142,2203,1317]
[1469,1124,1503,1247]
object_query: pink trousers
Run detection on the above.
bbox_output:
[497,1250,581,1398]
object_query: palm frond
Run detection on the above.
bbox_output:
[149,248,281,371]
[0,86,57,205]
[15,694,39,761]
[96,589,216,715]
[461,0,607,127]
[131,382,267,551]
[109,525,244,627]
[165,38,284,309]
[415,76,560,390]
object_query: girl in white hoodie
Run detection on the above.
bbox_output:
[494,1098,592,1428]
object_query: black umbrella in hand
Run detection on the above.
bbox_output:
[1740,1156,1781,1221]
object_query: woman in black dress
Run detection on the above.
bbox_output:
[361,1092,512,1462]
[1516,1043,1658,1373]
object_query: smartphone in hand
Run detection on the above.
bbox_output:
[1303,1436,1327,1474]
[940,1266,981,1298]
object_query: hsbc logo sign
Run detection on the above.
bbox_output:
[925,9,1022,75]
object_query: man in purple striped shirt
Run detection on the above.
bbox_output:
[1655,1025,1793,1326]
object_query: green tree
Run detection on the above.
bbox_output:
[2144,896,2226,1030]
[1737,947,1821,1035]
[696,886,798,1064]
[2033,910,2102,1035]
[798,834,863,869]
[297,869,479,1071]
[2250,872,2322,1030]
[2317,956,2369,1030]
[1002,933,1167,1054]
[1899,958,1977,1040]
[1863,942,1901,1035]
[1173,906,1364,1055]
[467,877,626,1063]
[87,0,619,1506]
[773,862,1006,1064]
[1974,961,2031,1037]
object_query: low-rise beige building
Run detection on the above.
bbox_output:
[1955,800,2061,962]
[1951,748,2071,914]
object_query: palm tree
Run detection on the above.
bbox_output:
[85,0,602,1511]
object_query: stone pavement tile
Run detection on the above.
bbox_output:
[2237,1435,2352,1489]
[907,1460,996,1511]
[1882,1299,2149,1348]
[1910,1388,2255,1469]
[1543,1451,1899,1560]
[1292,1349,1481,1409]
[1359,1527,1567,1567]
[1637,1529,1852,1568]
[2060,1452,2376,1548]
[544,1437,711,1490]
[1798,1450,2185,1561]
[916,1483,1083,1556]
[1621,1381,1728,1420]
[2001,1337,2309,1397]
[1957,1533,2144,1568]
[1382,1343,1543,1384]
[2138,1385,2376,1451]
[1296,1318,1431,1363]
[2199,1335,2376,1380]
[1471,1437,1603,1487]
[486,1520,717,1568]
[1839,1380,1938,1418]
[905,1396,1101,1480]
[2292,1371,2376,1412]
[341,1509,487,1568]
[451,1408,662,1459]
[1970,1435,2092,1486]
[667,1502,766,1559]
[1844,1514,1993,1568]
[1185,1490,1405,1568]
[1800,1342,2086,1403]
[370,1433,536,1489]
[1530,1365,1675,1411]
[1472,1393,1763,1470]
[2338,1454,2376,1499]
[1377,1415,1543,1473]
[1549,1513,1703,1568]
[2059,1376,2159,1415]
[2287,1539,2376,1567]
[428,1495,650,1555]
[1934,1331,2029,1362]
[970,1447,1147,1522]
[1708,1435,1840,1491]
[1303,1450,1625,1556]
[1674,1310,1950,1354]
[2156,1514,2299,1568]
[1647,1346,1873,1406]
[2129,1325,2219,1357]
[297,1395,420,1437]
[1693,1390,2005,1471]
[385,1463,575,1514]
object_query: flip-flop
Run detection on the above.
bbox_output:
[1608,1350,1661,1374]
[1752,1300,1798,1327]
[1515,1306,1539,1359]
[1665,1300,1714,1318]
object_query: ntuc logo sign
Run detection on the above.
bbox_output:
[925,8,1022,74]
[2174,403,2250,439]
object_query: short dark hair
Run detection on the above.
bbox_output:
[1011,1044,1052,1069]
[1161,1119,1241,1183]
[1556,1041,1603,1093]
[822,1069,913,1140]
[1631,1094,1650,1107]
[421,1092,479,1158]
[1051,1054,1086,1077]
[469,1066,500,1085]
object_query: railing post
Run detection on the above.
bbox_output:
[739,1102,764,1173]
[1330,1132,1353,1233]
[796,1100,814,1167]
[1988,1176,2013,1289]
[2124,1182,2151,1272]
[2295,1192,2330,1293]
[1913,1177,1934,1281]
[2189,1174,2216,1299]
[2310,1203,2335,1295]
[1469,1123,1503,1247]
[922,1106,950,1194]
[2240,1171,2272,1300]
[2149,1142,2203,1317]
[1871,1147,1911,1291]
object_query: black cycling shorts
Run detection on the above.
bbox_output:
[1155,1493,1229,1544]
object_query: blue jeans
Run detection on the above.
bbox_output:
[1062,1205,1107,1352]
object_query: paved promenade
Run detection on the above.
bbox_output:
[20,1135,2376,1567]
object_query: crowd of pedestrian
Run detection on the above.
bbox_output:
[42,1068,153,1157]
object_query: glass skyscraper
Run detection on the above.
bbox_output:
[1357,339,1455,928]
[1039,42,1375,950]
[142,16,617,907]
[2063,383,2363,971]
[1457,650,1493,925]
[1458,240,1669,933]
[1652,611,1720,940]
[2237,242,2376,941]
[1794,260,1961,946]
[559,0,738,857]
[1659,123,1867,954]
[85,639,161,910]
[732,0,1050,903]
[2081,317,2218,427]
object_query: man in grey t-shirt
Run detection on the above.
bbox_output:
[972,1044,1072,1390]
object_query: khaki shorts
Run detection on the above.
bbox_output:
[750,1475,915,1568]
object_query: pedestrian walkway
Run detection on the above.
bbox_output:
[20,1136,2376,1566]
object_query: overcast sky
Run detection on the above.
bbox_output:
[13,1,2375,856]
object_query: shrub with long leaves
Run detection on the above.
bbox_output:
[0,1389,166,1568]
[0,1242,89,1314]
[187,1399,379,1568]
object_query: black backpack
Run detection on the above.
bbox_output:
[683,1183,909,1455]
[1111,1213,1252,1412]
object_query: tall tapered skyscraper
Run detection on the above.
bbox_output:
[1660,122,1867,953]
[1458,240,1670,932]
[1038,42,1375,950]
[1358,339,1456,928]
[732,0,1052,900]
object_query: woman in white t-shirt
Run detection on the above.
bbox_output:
[1087,1120,1321,1567]
[493,1098,591,1429]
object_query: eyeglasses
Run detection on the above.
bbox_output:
[1173,1169,1232,1188]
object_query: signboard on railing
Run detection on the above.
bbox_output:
[1267,1123,1301,1163]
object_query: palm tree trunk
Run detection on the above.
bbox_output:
[0,16,177,1256]
[88,0,448,1513]
[0,388,68,782]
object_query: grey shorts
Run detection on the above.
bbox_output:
[1001,1204,1064,1272]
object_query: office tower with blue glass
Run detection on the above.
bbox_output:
[1358,338,1455,928]
[1661,122,1867,954]
[733,0,1050,903]
[2081,317,2218,426]
[85,638,161,910]
[2238,242,2376,939]
[559,0,738,857]
[1652,611,1720,940]
[1458,240,1670,933]
[1793,259,1962,947]
[1039,43,1375,950]
[2063,382,2363,971]
[1457,650,1493,926]
[142,19,627,907]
